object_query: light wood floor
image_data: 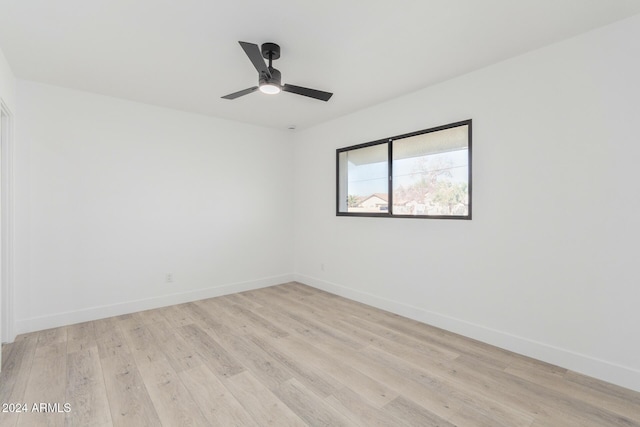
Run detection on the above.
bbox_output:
[1,283,639,426]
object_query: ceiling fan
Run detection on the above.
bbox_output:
[221,41,333,102]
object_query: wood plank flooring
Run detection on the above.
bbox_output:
[1,282,639,426]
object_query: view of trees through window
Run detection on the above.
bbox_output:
[337,120,471,219]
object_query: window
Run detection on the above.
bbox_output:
[337,120,471,219]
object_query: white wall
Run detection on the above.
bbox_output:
[14,81,294,334]
[293,14,640,391]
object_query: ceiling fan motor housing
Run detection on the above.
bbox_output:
[260,68,282,86]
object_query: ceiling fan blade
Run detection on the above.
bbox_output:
[283,84,333,101]
[221,86,259,100]
[239,41,271,79]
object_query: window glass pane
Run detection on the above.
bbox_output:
[392,125,469,216]
[338,143,388,213]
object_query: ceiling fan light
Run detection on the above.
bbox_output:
[259,83,281,94]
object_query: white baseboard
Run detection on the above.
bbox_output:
[294,273,640,393]
[14,274,294,336]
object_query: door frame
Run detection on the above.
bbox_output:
[0,98,15,346]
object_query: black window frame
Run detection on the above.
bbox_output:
[336,119,472,220]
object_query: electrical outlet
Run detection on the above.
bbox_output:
[165,273,174,283]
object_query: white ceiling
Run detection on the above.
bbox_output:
[1,0,639,130]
